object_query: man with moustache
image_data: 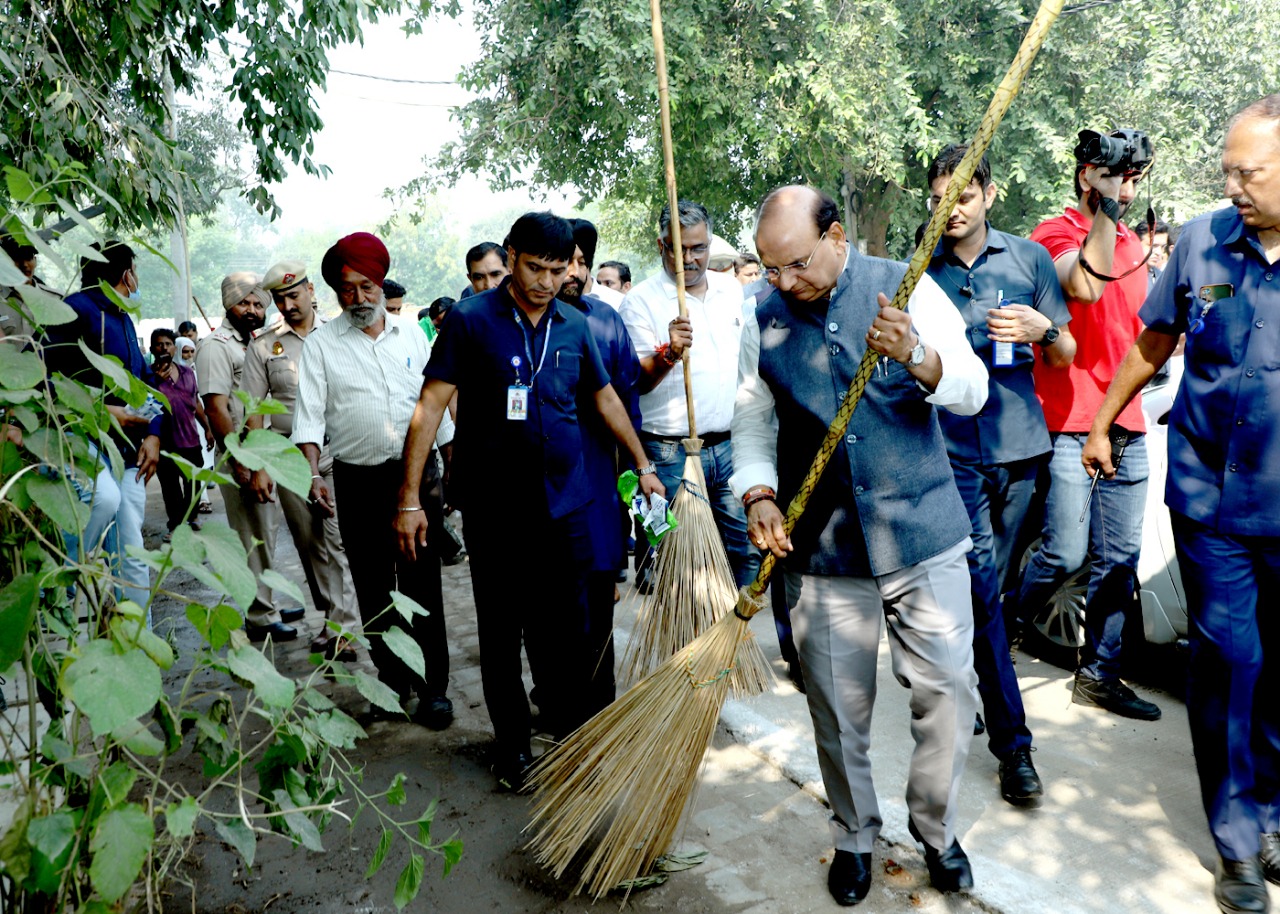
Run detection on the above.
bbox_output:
[461,241,509,299]
[394,212,662,790]
[293,233,457,730]
[732,185,986,904]
[596,261,632,295]
[925,143,1076,807]
[559,217,642,713]
[243,260,361,659]
[197,273,298,642]
[1083,95,1280,914]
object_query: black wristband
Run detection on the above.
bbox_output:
[1097,195,1121,224]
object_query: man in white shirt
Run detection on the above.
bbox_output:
[292,232,458,730]
[731,185,988,905]
[620,200,758,588]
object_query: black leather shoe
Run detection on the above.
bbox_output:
[493,751,533,793]
[412,695,454,731]
[1215,855,1269,913]
[908,819,974,893]
[974,713,986,736]
[1259,832,1280,886]
[998,747,1044,807]
[278,606,305,623]
[827,850,872,906]
[788,662,807,694]
[246,621,298,643]
[1071,675,1161,720]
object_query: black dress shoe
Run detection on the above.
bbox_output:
[1215,855,1269,913]
[973,713,986,736]
[278,606,306,623]
[493,750,533,793]
[787,662,807,694]
[998,747,1044,807]
[827,850,872,906]
[907,818,974,893]
[1071,674,1161,720]
[1259,832,1280,886]
[412,695,454,731]
[246,621,298,643]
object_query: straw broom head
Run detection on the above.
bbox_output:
[621,441,774,696]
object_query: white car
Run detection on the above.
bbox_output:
[1018,356,1188,666]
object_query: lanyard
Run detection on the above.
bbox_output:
[512,307,552,386]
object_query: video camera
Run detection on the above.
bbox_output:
[1073,128,1153,178]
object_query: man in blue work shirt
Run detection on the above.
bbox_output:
[1083,95,1280,914]
[395,212,662,791]
[925,145,1076,808]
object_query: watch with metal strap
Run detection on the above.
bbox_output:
[908,338,927,367]
[1039,323,1061,346]
[637,463,658,476]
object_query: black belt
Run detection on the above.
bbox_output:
[641,430,731,447]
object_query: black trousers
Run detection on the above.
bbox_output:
[585,571,618,718]
[465,505,592,755]
[332,457,449,699]
[157,445,204,531]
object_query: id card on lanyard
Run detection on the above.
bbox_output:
[508,308,551,421]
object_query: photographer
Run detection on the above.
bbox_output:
[1010,128,1162,721]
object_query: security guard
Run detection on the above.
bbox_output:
[196,272,299,642]
[245,261,360,657]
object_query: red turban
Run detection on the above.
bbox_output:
[321,232,390,291]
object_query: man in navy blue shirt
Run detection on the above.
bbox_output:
[1084,95,1280,914]
[395,212,662,790]
[41,242,162,615]
[559,217,643,715]
[925,145,1076,808]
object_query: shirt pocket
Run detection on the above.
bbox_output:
[265,357,298,395]
[1185,296,1248,366]
[542,350,582,405]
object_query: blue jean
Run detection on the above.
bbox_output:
[951,456,1042,759]
[642,437,759,589]
[1015,433,1147,680]
[1172,511,1280,861]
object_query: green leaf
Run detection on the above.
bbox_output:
[389,590,431,622]
[0,574,40,670]
[215,818,256,870]
[26,475,91,533]
[352,669,404,714]
[227,644,295,708]
[393,853,425,910]
[225,428,312,497]
[3,165,52,205]
[260,569,305,607]
[96,761,138,809]
[308,709,366,750]
[380,626,425,681]
[192,523,257,611]
[301,687,336,711]
[62,639,162,737]
[0,797,33,885]
[15,283,75,327]
[386,772,407,807]
[75,338,134,392]
[0,345,45,389]
[416,799,438,843]
[27,810,79,894]
[273,790,324,852]
[89,804,154,904]
[366,827,393,879]
[440,837,463,877]
[154,699,183,754]
[166,451,234,486]
[165,798,199,839]
[110,616,175,670]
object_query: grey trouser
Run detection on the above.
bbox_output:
[787,538,978,853]
[276,446,361,633]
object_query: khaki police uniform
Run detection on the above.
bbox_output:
[242,315,360,635]
[195,317,280,626]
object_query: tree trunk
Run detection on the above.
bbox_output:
[855,178,899,259]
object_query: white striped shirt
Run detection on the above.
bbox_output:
[292,312,454,466]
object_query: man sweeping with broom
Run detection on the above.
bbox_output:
[732,185,988,905]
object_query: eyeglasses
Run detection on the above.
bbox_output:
[660,240,711,258]
[763,231,827,281]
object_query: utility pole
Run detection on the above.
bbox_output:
[163,72,193,328]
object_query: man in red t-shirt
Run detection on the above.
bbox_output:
[1012,130,1161,722]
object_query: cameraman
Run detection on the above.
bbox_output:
[1010,128,1162,721]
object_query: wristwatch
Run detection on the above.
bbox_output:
[908,339,927,367]
[637,463,658,476]
[1040,323,1061,346]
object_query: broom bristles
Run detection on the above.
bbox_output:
[526,610,751,898]
[622,451,774,697]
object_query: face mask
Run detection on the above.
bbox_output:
[129,288,141,301]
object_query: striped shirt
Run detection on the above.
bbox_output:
[292,312,454,466]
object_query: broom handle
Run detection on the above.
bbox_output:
[738,0,1067,611]
[650,0,698,440]
[191,293,217,332]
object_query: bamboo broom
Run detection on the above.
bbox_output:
[620,0,772,697]
[526,0,1067,898]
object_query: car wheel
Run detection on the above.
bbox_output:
[1015,541,1087,670]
